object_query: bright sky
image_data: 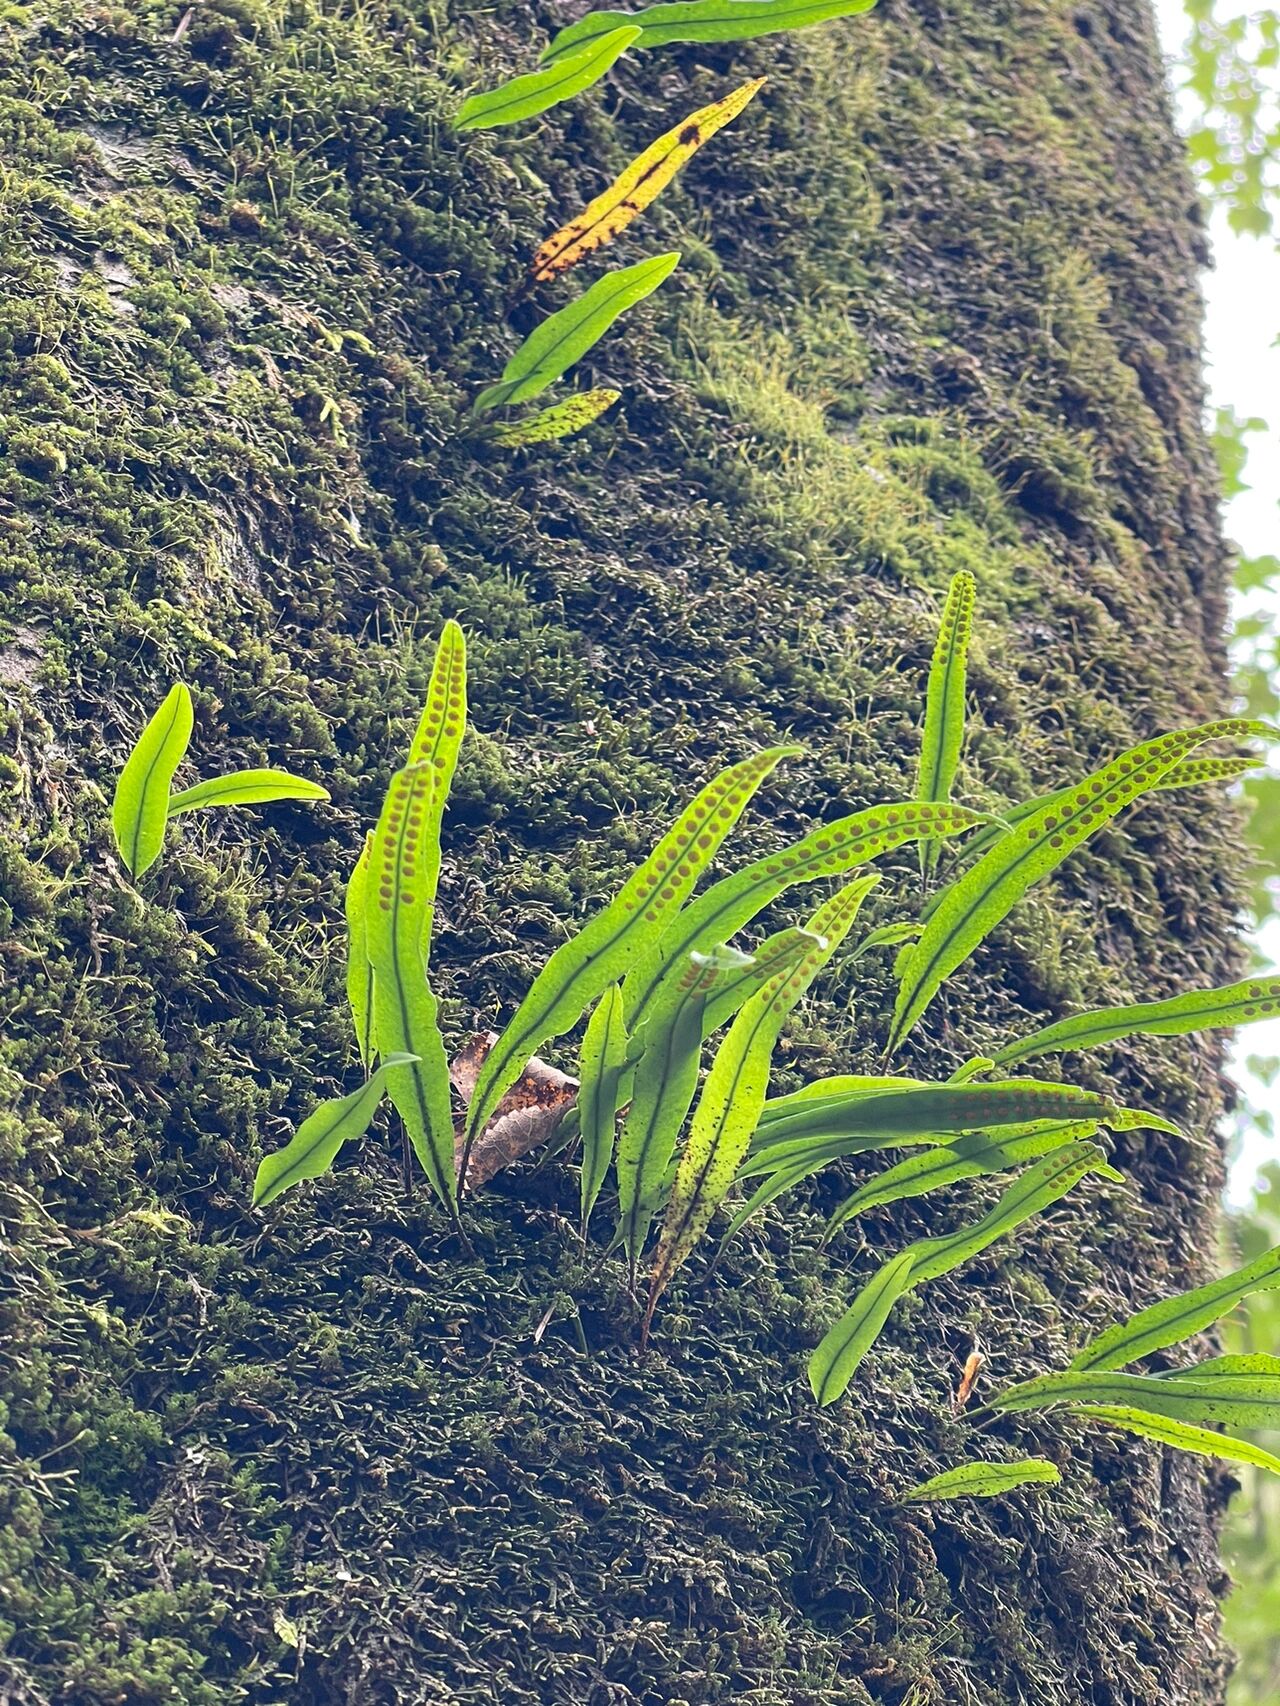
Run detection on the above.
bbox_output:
[1154,0,1280,1198]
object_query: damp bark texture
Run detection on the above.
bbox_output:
[0,1,1247,1702]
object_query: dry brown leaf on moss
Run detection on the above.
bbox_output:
[450,1032,579,1188]
[530,77,765,282]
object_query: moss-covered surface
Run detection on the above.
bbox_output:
[0,0,1249,1699]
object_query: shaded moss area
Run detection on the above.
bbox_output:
[0,0,1246,1699]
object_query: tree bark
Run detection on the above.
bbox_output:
[0,1,1245,1702]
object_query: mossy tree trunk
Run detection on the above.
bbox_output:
[0,0,1246,1701]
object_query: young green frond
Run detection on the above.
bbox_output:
[345,832,376,1068]
[616,945,754,1278]
[889,718,1274,1054]
[578,985,630,1236]
[166,769,329,816]
[993,975,1280,1068]
[541,0,879,64]
[902,1459,1061,1503]
[472,253,680,414]
[251,1055,416,1208]
[916,570,975,879]
[822,1118,1105,1238]
[754,1078,1119,1153]
[808,1141,1112,1404]
[456,27,639,130]
[112,683,194,876]
[992,1366,1280,1429]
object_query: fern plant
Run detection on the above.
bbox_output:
[249,582,1280,1514]
[112,683,328,877]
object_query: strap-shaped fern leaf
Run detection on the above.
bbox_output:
[902,1459,1061,1503]
[112,683,194,876]
[541,0,878,64]
[531,79,765,280]
[406,619,467,949]
[821,1103,1177,1236]
[889,717,1274,1053]
[936,753,1258,879]
[617,946,754,1276]
[456,26,640,130]
[251,1054,416,1208]
[992,1367,1280,1429]
[915,570,975,879]
[365,763,457,1215]
[754,1072,924,1132]
[345,831,376,1067]
[1071,1406,1280,1478]
[462,745,799,1164]
[473,252,680,414]
[1069,1242,1280,1372]
[167,769,328,816]
[754,1078,1119,1153]
[488,390,620,447]
[993,974,1280,1068]
[807,1251,915,1406]
[643,876,878,1342]
[578,985,630,1236]
[623,800,986,1034]
[697,927,816,1037]
[822,1118,1104,1237]
[808,1141,1113,1404]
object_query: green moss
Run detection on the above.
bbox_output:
[0,0,1244,1701]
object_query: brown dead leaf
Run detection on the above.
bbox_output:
[450,1032,579,1189]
